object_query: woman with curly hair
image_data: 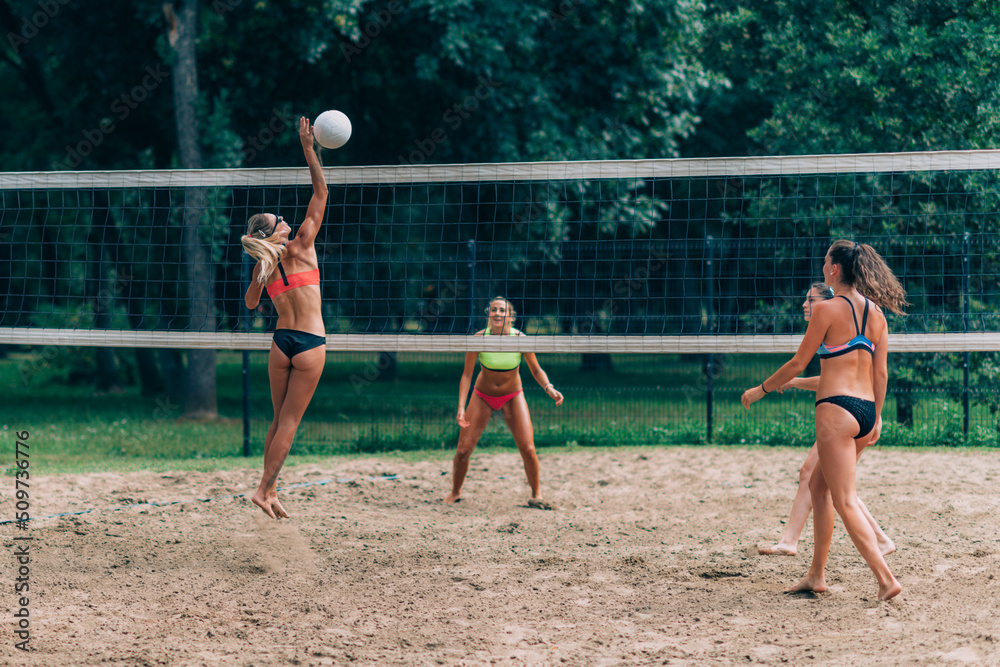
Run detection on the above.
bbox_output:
[743,241,907,600]
[758,283,893,558]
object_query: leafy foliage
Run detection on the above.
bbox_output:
[690,0,1000,425]
[0,0,997,430]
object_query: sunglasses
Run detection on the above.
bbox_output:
[257,215,283,238]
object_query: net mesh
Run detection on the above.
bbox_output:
[1,152,999,349]
[3,152,999,448]
[239,350,1000,451]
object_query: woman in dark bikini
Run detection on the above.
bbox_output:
[241,117,327,520]
[445,297,564,504]
[758,283,894,558]
[742,241,907,600]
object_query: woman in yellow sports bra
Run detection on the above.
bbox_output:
[240,117,327,520]
[445,297,564,504]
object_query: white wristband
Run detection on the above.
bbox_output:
[544,383,554,391]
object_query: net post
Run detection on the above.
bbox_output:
[962,232,971,439]
[466,240,477,333]
[705,236,715,443]
[241,252,252,457]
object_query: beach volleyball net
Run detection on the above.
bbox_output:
[2,151,999,445]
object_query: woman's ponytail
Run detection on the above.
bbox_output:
[828,240,908,314]
[242,213,286,284]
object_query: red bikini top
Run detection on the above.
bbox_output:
[266,262,320,298]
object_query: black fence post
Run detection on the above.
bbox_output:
[962,232,970,439]
[466,239,477,333]
[705,236,715,444]
[241,252,252,457]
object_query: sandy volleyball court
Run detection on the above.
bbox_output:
[2,446,999,666]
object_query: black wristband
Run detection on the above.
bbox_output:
[760,383,770,394]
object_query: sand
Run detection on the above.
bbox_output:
[2,446,999,666]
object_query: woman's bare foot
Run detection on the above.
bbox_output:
[758,543,797,556]
[878,577,902,601]
[879,537,896,557]
[251,492,289,519]
[271,499,289,519]
[785,574,827,594]
[444,492,462,504]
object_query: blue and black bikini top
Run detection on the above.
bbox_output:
[816,295,875,359]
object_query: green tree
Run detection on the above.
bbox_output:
[1,0,724,388]
[164,0,218,419]
[693,0,1000,428]
[690,0,1000,157]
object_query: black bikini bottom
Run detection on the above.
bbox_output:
[273,329,326,360]
[815,395,877,439]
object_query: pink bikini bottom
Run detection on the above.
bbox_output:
[474,388,522,411]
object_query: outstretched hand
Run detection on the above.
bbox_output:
[741,385,765,410]
[299,116,316,151]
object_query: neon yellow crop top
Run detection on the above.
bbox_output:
[478,327,522,371]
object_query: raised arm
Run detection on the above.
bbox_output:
[524,353,564,405]
[289,117,328,248]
